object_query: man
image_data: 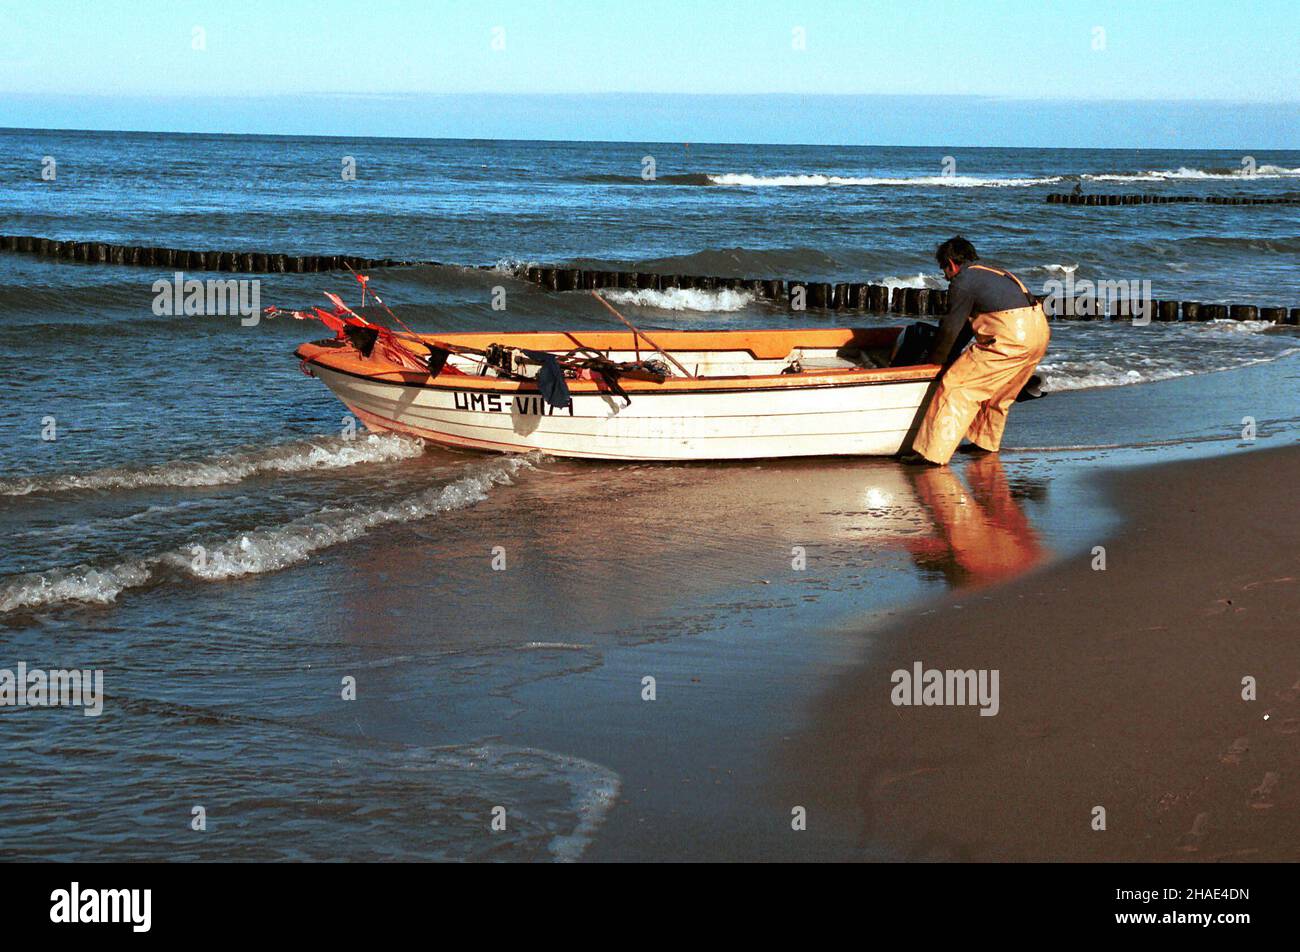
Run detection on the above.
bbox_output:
[903,236,1050,465]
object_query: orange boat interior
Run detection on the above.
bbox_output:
[296,325,940,392]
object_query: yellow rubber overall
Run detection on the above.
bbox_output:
[911,266,1050,465]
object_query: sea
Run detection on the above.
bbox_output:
[1,129,1298,860]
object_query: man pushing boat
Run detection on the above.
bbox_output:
[901,236,1050,465]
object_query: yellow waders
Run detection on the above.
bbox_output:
[910,265,1050,465]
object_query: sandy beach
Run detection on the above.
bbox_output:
[778,444,1300,861]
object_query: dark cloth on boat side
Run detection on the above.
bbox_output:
[520,349,573,408]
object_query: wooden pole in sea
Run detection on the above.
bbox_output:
[866,285,888,313]
[902,287,920,315]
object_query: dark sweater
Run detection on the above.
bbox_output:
[931,262,1036,364]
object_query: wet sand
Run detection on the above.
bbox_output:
[778,445,1300,861]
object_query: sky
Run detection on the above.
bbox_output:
[0,0,1296,146]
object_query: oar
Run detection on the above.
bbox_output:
[590,291,695,379]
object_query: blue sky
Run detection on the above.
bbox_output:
[1,0,1296,145]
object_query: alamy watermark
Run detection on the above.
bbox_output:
[1041,272,1153,324]
[891,661,999,716]
[152,272,261,326]
[50,882,150,932]
[0,662,104,717]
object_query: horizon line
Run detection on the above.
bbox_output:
[5,91,1299,106]
[6,125,1298,153]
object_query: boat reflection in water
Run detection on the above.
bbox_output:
[336,450,1047,655]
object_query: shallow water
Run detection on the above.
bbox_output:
[2,131,1299,859]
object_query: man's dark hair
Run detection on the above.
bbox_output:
[935,236,978,267]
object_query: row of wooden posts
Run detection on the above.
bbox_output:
[1047,193,1298,206]
[517,265,1300,324]
[2,234,1296,324]
[0,234,412,273]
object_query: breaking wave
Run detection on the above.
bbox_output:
[1038,322,1300,393]
[599,287,755,312]
[0,434,426,496]
[1083,165,1300,182]
[0,455,533,614]
[874,272,946,291]
[706,173,1063,188]
[1038,354,1297,392]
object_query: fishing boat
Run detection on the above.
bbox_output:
[280,284,940,461]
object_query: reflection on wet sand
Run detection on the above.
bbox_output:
[339,453,1047,654]
[904,455,1046,589]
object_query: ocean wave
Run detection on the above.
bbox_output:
[0,560,158,613]
[0,434,426,496]
[874,265,1080,291]
[1083,165,1300,182]
[1036,263,1079,276]
[599,287,755,312]
[874,272,946,291]
[707,173,1063,188]
[628,246,847,278]
[1127,234,1300,256]
[1036,360,1192,391]
[0,455,533,614]
[579,172,715,186]
[1038,340,1299,393]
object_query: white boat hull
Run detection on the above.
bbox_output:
[312,364,932,461]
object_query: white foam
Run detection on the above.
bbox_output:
[1083,165,1300,182]
[876,272,946,291]
[425,745,621,863]
[0,434,426,497]
[707,173,1062,188]
[175,457,530,581]
[548,759,621,863]
[0,456,534,613]
[1036,360,1189,391]
[876,264,1079,293]
[0,560,157,614]
[492,258,530,275]
[1038,343,1300,393]
[601,287,755,312]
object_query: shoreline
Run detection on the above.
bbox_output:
[774,444,1300,861]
